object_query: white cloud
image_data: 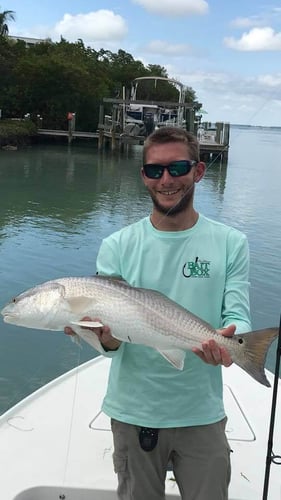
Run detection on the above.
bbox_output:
[257,73,281,87]
[230,16,262,29]
[132,0,208,16]
[224,27,281,51]
[143,40,192,56]
[176,70,230,88]
[53,10,128,42]
[187,66,281,126]
[167,66,281,108]
[230,7,281,29]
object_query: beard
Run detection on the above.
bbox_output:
[149,183,195,216]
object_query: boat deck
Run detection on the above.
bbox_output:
[0,356,280,499]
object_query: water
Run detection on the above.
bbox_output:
[0,129,280,414]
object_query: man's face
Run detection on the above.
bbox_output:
[142,141,200,216]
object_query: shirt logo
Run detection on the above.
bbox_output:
[182,257,210,278]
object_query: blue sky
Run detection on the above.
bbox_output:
[3,0,281,126]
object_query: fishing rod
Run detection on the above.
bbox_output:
[262,314,281,500]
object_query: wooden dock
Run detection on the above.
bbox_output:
[36,76,229,161]
[37,126,229,161]
[37,129,99,139]
[198,122,230,162]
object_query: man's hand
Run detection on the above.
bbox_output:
[192,324,236,367]
[64,317,121,351]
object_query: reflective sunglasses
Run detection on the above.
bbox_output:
[143,160,197,179]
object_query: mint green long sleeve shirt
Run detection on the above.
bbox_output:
[96,214,251,428]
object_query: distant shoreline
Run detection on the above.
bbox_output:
[231,123,281,130]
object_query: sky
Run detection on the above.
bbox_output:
[3,0,281,126]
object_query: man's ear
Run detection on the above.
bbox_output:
[141,167,147,182]
[194,161,206,182]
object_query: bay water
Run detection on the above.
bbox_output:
[0,127,280,415]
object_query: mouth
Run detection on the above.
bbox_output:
[1,306,17,322]
[2,314,14,323]
[157,189,180,196]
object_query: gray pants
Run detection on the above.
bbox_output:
[111,418,231,500]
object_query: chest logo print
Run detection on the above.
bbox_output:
[182,257,210,278]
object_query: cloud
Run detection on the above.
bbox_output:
[173,69,281,125]
[169,66,281,103]
[229,8,281,32]
[53,10,128,42]
[224,27,281,51]
[143,40,192,56]
[230,16,263,29]
[257,73,281,88]
[132,0,208,16]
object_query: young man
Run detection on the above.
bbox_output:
[67,127,251,499]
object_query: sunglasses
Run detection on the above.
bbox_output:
[143,160,197,179]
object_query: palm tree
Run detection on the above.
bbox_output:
[0,7,15,37]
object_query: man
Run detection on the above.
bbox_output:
[67,127,251,499]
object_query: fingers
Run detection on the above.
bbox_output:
[192,339,233,367]
[192,324,234,367]
[96,324,112,342]
[64,317,121,351]
[203,339,222,364]
[217,324,236,337]
[64,326,75,336]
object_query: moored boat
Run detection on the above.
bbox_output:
[122,76,188,137]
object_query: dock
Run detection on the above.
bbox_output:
[37,76,229,162]
[198,122,230,162]
[37,123,230,162]
[38,129,99,139]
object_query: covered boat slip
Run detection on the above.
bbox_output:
[0,356,280,500]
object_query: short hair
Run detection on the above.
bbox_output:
[143,127,200,163]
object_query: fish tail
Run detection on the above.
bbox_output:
[233,328,279,387]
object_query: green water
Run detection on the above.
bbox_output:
[0,128,280,414]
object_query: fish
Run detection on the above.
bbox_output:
[1,275,278,387]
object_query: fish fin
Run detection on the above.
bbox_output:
[66,297,97,314]
[70,325,105,354]
[70,333,82,349]
[233,327,279,387]
[66,294,104,330]
[96,274,123,280]
[95,274,131,286]
[70,320,104,328]
[157,348,186,370]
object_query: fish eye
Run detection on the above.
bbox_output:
[12,297,17,303]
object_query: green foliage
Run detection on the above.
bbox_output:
[0,119,37,146]
[0,35,198,131]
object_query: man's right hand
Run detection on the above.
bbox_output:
[64,317,121,351]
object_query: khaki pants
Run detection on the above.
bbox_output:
[111,418,231,500]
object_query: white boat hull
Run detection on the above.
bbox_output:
[0,356,280,499]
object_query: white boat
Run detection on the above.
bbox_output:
[123,76,187,137]
[0,355,280,499]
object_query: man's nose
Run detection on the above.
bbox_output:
[161,168,174,182]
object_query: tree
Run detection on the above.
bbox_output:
[0,7,15,37]
[146,64,168,78]
[0,33,199,129]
